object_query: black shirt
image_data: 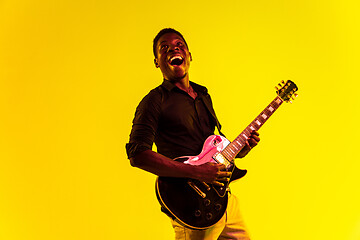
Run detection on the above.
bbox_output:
[126,80,222,159]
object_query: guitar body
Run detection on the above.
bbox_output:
[155,135,247,229]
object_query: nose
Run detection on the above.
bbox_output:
[169,44,180,52]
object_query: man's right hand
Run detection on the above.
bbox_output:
[195,162,231,187]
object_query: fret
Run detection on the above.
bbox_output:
[242,130,249,138]
[229,148,235,154]
[248,122,256,131]
[252,122,260,131]
[225,150,233,160]
[232,146,238,153]
[258,116,265,124]
[241,133,246,140]
[222,150,231,160]
[235,138,243,146]
[235,139,242,146]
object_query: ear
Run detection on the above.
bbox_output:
[154,58,159,68]
[189,52,192,61]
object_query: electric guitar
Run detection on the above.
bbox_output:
[156,80,298,229]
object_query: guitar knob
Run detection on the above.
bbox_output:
[204,199,211,206]
[215,203,222,211]
[206,213,213,220]
[195,210,201,217]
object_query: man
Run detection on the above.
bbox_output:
[126,28,260,240]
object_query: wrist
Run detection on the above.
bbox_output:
[187,164,201,180]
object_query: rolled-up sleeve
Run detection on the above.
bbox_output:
[125,89,162,159]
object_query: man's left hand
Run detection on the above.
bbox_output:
[237,130,260,158]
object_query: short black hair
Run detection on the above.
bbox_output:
[153,28,189,58]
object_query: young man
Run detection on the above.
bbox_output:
[126,28,260,240]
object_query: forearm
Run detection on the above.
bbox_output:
[129,150,200,179]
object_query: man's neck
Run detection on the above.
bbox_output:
[168,74,190,89]
[171,78,197,99]
[173,80,190,91]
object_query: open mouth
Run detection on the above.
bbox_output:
[169,56,184,66]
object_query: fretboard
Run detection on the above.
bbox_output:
[221,96,284,161]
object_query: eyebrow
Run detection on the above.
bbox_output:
[158,38,184,47]
[159,40,167,46]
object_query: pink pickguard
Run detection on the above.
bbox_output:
[178,135,230,166]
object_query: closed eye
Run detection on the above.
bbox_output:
[161,45,168,50]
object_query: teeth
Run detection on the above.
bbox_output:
[170,56,183,61]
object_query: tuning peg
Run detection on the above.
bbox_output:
[275,86,279,91]
[278,83,282,88]
[294,93,298,98]
[281,80,285,84]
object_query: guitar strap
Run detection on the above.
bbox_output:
[200,94,226,138]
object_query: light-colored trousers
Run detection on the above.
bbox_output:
[170,193,250,240]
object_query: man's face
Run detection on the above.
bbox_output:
[154,32,192,81]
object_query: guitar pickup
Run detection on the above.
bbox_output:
[201,181,211,191]
[213,152,231,169]
[187,180,206,198]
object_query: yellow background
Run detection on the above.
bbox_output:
[1,0,359,239]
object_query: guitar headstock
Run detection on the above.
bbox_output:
[276,80,298,103]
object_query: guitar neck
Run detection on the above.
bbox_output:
[221,96,284,161]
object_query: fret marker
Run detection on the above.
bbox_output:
[250,126,255,131]
[268,106,274,112]
[276,98,282,104]
[256,120,261,126]
[242,134,248,139]
[261,114,268,119]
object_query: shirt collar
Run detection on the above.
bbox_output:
[161,79,208,94]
